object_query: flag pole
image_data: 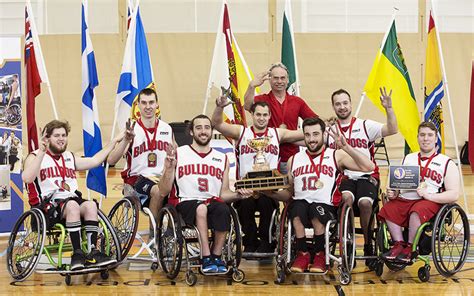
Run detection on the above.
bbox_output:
[355,9,397,117]
[430,1,470,217]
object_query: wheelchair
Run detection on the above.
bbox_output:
[374,203,470,282]
[156,202,245,286]
[7,206,121,285]
[275,201,355,285]
[107,188,160,270]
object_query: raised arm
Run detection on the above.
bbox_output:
[379,87,398,137]
[22,132,49,183]
[277,128,304,144]
[417,160,460,204]
[75,131,125,171]
[211,95,242,140]
[158,145,177,198]
[107,120,135,165]
[244,71,270,111]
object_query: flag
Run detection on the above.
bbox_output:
[281,0,299,96]
[82,0,106,195]
[207,1,254,126]
[25,1,49,153]
[127,0,133,32]
[469,61,474,172]
[115,2,157,131]
[424,12,445,154]
[363,19,420,152]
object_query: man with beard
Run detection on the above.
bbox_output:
[266,117,375,273]
[23,120,127,270]
[244,63,317,174]
[108,88,176,229]
[378,122,460,263]
[326,88,397,265]
[159,115,253,273]
[212,98,303,254]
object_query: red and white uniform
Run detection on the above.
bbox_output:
[327,117,382,179]
[290,148,343,206]
[399,152,451,200]
[235,126,280,179]
[121,119,173,185]
[26,150,79,206]
[174,145,227,202]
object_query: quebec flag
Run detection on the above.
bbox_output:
[82,0,106,195]
[114,2,156,131]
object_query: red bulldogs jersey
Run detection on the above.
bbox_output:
[122,119,173,185]
[27,150,78,206]
[327,117,382,179]
[290,148,343,206]
[235,126,280,178]
[174,145,227,202]
[400,152,451,201]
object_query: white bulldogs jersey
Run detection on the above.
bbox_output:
[235,126,280,179]
[27,150,79,206]
[291,148,343,206]
[400,152,451,201]
[327,117,382,179]
[122,119,173,183]
[174,145,227,202]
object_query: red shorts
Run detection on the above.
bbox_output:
[377,198,441,227]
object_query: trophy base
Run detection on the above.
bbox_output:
[235,170,290,191]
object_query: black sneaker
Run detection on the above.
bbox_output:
[85,249,117,267]
[71,249,86,271]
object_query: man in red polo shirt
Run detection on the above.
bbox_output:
[244,63,317,173]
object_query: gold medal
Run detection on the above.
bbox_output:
[148,152,157,167]
[315,179,324,189]
[279,123,287,129]
[419,181,427,189]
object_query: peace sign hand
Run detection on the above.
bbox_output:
[164,144,177,169]
[125,119,136,142]
[215,95,233,108]
[38,127,49,152]
[327,124,347,150]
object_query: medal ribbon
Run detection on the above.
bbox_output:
[137,118,159,151]
[337,117,356,141]
[47,152,68,190]
[306,147,326,182]
[418,152,438,182]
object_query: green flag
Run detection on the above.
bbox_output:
[281,0,299,96]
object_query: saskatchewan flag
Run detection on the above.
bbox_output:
[424,11,445,153]
[364,19,420,152]
[281,0,299,96]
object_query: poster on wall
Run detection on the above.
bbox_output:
[0,37,23,233]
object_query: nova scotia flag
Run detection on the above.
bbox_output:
[82,0,106,195]
[115,1,156,131]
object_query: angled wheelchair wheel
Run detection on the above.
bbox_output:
[108,197,139,260]
[97,210,122,263]
[156,205,183,279]
[6,104,21,126]
[431,203,470,277]
[222,205,242,269]
[7,208,46,281]
[275,203,293,277]
[339,203,356,273]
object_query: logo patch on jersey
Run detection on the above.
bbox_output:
[212,157,222,162]
[431,162,441,167]
[352,129,360,133]
[160,131,169,135]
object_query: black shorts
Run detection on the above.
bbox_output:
[288,200,337,227]
[176,200,230,232]
[133,176,158,207]
[340,176,379,215]
[46,196,87,229]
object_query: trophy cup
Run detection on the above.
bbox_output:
[234,137,289,191]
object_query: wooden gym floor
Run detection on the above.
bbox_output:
[0,166,473,295]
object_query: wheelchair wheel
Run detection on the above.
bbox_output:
[6,104,21,126]
[156,205,183,279]
[97,210,122,264]
[275,204,293,277]
[376,223,405,272]
[108,197,139,260]
[431,203,470,277]
[222,205,242,269]
[339,203,355,273]
[7,208,47,281]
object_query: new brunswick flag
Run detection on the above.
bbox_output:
[364,19,420,152]
[206,0,255,126]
